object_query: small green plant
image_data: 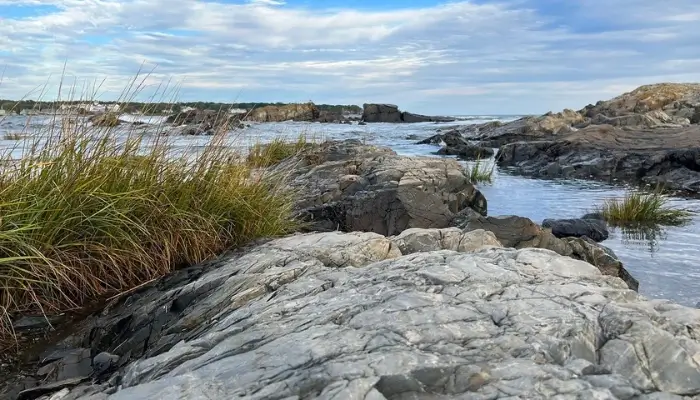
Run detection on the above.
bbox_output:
[596,190,693,226]
[467,158,495,184]
[246,134,311,167]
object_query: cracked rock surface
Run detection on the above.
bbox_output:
[14,229,700,399]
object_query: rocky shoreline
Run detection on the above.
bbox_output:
[420,83,700,193]
[89,102,456,136]
[4,140,699,399]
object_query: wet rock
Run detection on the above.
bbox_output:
[276,139,487,236]
[542,218,609,242]
[20,230,700,399]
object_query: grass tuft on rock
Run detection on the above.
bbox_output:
[0,106,299,340]
[596,190,693,226]
[246,134,311,167]
[467,158,495,184]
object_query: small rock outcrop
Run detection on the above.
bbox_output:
[6,229,700,399]
[275,139,488,236]
[362,103,456,123]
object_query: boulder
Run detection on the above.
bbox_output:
[456,214,638,290]
[362,103,402,123]
[89,112,121,127]
[362,103,456,123]
[10,230,699,399]
[274,140,487,236]
[245,102,320,122]
[542,218,609,242]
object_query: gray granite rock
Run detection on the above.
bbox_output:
[33,230,700,399]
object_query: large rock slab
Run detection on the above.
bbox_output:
[15,230,700,399]
[276,139,487,236]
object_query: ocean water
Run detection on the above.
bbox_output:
[2,113,699,307]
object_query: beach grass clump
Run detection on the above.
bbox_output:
[467,158,496,184]
[246,134,310,167]
[596,190,693,226]
[0,111,298,339]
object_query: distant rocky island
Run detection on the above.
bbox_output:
[419,83,700,194]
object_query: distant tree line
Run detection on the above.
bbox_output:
[0,99,363,115]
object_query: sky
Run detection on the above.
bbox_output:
[1,0,700,115]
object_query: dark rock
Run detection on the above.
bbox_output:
[93,352,120,376]
[16,377,90,400]
[542,218,609,242]
[362,103,401,123]
[12,315,62,331]
[44,348,93,381]
[362,103,456,123]
[436,144,494,160]
[495,125,700,193]
[417,130,494,160]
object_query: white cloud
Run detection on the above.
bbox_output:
[1,0,700,114]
